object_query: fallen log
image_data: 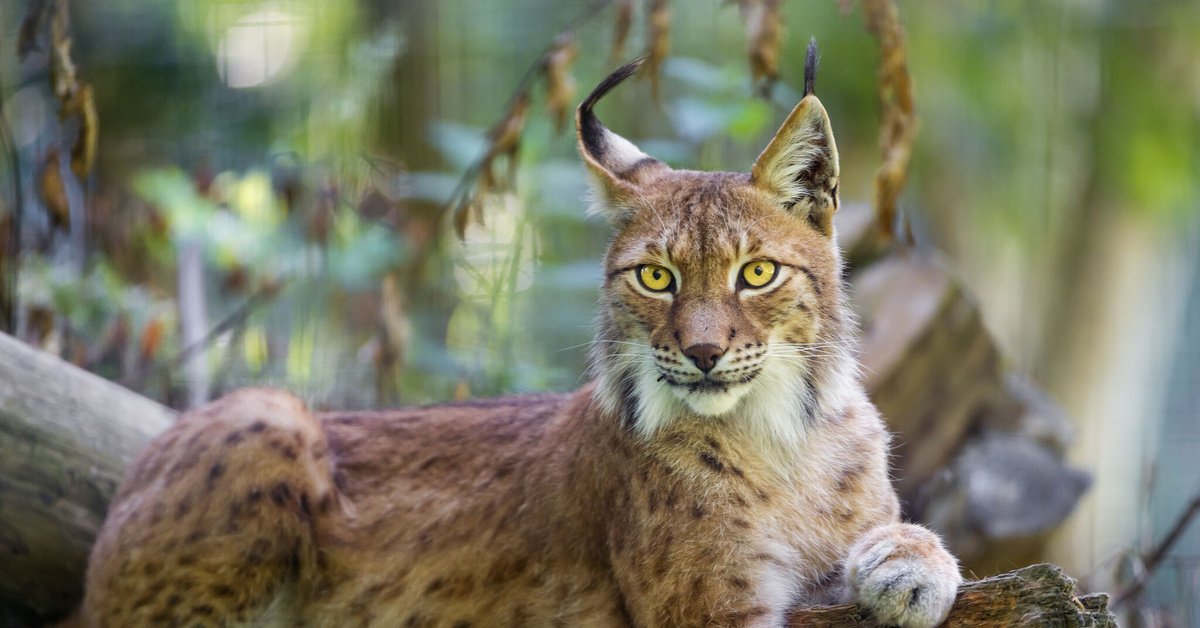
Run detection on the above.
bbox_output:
[0,331,175,626]
[786,563,1115,627]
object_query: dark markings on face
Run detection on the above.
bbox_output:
[797,266,820,295]
[618,374,639,429]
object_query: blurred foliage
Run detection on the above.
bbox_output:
[0,0,1193,400]
[0,0,1193,402]
[0,0,1198,616]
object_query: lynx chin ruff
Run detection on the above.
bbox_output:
[83,42,961,628]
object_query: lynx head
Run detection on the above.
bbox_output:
[580,41,856,447]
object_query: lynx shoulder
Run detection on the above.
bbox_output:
[83,42,961,628]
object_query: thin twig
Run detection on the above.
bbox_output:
[122,281,287,391]
[0,47,24,335]
[438,0,619,226]
[1112,492,1200,607]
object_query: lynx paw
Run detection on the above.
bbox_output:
[845,524,961,628]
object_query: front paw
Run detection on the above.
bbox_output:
[845,524,961,628]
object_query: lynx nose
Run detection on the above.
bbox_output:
[684,343,725,373]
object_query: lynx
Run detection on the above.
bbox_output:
[82,42,961,628]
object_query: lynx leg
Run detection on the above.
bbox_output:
[844,523,961,628]
[82,389,335,627]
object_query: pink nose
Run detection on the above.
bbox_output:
[684,343,725,373]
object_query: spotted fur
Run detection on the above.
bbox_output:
[82,43,960,628]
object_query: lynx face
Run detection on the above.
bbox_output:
[579,58,854,447]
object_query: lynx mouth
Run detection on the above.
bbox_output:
[656,369,762,392]
[657,371,761,417]
[658,375,730,392]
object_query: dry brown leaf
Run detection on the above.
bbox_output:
[42,0,100,179]
[69,338,88,366]
[49,4,78,107]
[223,263,249,294]
[644,0,671,103]
[379,273,409,359]
[478,158,497,199]
[471,90,530,220]
[376,272,410,404]
[39,151,70,230]
[741,0,783,96]
[146,205,169,238]
[69,83,98,177]
[861,0,917,244]
[543,33,578,133]
[454,380,471,402]
[452,195,474,240]
[26,305,56,348]
[259,275,284,299]
[488,92,529,176]
[611,0,635,64]
[306,185,336,244]
[138,316,165,366]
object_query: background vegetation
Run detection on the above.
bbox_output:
[1,0,1198,625]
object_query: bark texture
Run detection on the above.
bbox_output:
[0,332,175,626]
[786,563,1115,627]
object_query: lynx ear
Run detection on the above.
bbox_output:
[751,40,840,236]
[576,59,669,223]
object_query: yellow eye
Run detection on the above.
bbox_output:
[742,260,777,288]
[637,264,673,292]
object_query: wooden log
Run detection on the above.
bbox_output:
[834,204,1090,575]
[853,252,1018,499]
[786,563,1115,627]
[851,255,1090,573]
[0,331,175,625]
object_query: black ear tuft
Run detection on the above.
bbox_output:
[578,58,646,164]
[581,58,645,114]
[804,38,819,97]
[575,57,668,222]
[751,42,840,237]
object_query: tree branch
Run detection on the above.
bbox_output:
[1112,491,1200,607]
[786,563,1115,627]
[121,280,285,393]
[439,0,617,230]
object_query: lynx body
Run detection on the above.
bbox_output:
[83,44,960,628]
